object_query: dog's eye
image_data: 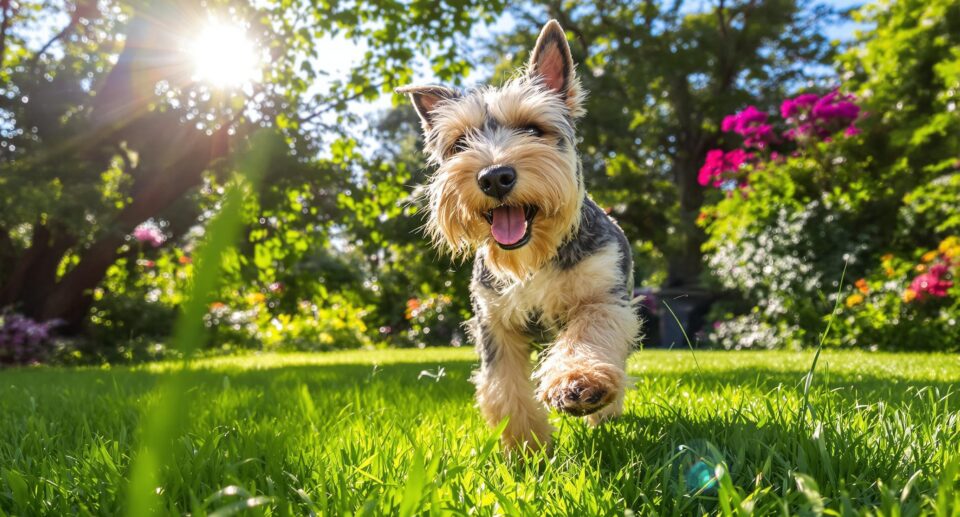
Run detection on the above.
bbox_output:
[519,124,544,137]
[449,135,468,156]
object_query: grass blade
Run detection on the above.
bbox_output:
[124,131,277,515]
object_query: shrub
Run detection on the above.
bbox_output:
[701,93,882,349]
[397,295,464,348]
[702,109,959,350]
[205,290,374,352]
[700,0,960,350]
[830,237,959,350]
[0,313,61,365]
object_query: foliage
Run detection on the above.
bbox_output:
[402,294,465,348]
[334,106,473,348]
[0,348,958,513]
[700,0,960,350]
[830,237,959,351]
[493,0,839,287]
[0,0,504,346]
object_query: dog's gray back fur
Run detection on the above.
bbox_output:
[554,197,633,300]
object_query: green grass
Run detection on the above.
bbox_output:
[1,348,958,515]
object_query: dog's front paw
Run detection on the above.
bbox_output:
[537,363,623,417]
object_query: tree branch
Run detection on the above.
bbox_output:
[716,0,729,40]
[26,11,79,73]
[299,81,386,124]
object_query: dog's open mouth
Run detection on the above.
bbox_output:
[483,205,537,250]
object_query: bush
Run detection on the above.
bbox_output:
[0,313,62,365]
[702,114,959,350]
[701,92,887,349]
[830,237,959,350]
[396,294,465,348]
[700,102,960,349]
[700,0,960,350]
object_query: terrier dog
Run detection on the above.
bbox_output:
[399,20,639,451]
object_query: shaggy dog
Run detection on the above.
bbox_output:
[398,20,639,451]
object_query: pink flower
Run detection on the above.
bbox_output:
[721,106,775,149]
[781,91,861,142]
[722,106,766,132]
[780,93,820,119]
[812,91,860,122]
[699,150,724,186]
[725,148,752,169]
[698,149,754,187]
[132,222,166,248]
[783,122,816,141]
[909,263,953,299]
[721,116,738,133]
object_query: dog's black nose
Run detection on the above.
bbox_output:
[477,166,517,199]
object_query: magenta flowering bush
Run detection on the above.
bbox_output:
[699,90,861,189]
[782,91,861,141]
[0,313,61,365]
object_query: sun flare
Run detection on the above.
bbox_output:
[189,22,260,88]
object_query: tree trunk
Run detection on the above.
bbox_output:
[2,6,228,333]
[666,154,707,288]
[41,124,228,332]
[0,226,16,280]
[0,223,75,318]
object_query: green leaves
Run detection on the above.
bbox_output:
[2,469,29,511]
[1,0,501,338]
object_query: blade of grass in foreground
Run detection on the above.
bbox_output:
[124,131,277,515]
[797,260,848,431]
[661,299,703,377]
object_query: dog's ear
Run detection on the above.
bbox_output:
[528,19,583,116]
[396,85,460,132]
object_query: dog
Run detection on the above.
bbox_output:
[398,20,640,451]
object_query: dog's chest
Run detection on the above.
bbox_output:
[493,265,569,341]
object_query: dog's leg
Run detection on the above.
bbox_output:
[535,300,638,423]
[471,319,552,451]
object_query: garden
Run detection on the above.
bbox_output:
[1,0,958,514]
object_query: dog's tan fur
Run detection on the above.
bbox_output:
[400,20,639,451]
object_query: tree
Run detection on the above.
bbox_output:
[337,106,474,347]
[493,0,838,289]
[0,0,503,333]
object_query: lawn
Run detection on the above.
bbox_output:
[1,348,958,515]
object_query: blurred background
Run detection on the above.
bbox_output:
[0,0,957,364]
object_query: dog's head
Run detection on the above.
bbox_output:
[399,20,587,280]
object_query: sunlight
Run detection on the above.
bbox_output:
[188,22,260,88]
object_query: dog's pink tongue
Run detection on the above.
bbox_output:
[490,206,527,245]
